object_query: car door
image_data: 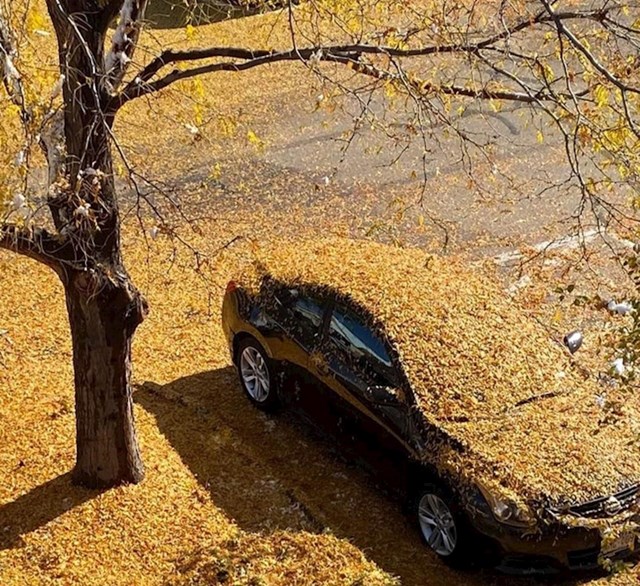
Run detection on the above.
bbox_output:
[310,302,414,486]
[245,285,323,357]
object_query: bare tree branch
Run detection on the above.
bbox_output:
[0,2,28,122]
[122,4,610,87]
[114,47,559,109]
[104,0,149,92]
[0,224,72,270]
[539,0,640,96]
[110,6,612,110]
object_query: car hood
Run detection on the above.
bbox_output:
[424,386,640,508]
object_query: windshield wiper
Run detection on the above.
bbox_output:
[514,390,564,408]
[439,389,573,424]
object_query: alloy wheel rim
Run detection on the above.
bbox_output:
[240,346,270,402]
[418,493,458,556]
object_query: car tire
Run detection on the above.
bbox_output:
[235,337,280,411]
[414,483,477,569]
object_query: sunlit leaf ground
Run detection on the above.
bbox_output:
[1,217,638,586]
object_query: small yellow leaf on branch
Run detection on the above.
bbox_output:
[594,84,609,108]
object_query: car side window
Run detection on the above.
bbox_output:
[274,288,324,349]
[327,305,396,388]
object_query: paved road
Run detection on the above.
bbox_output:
[256,90,585,249]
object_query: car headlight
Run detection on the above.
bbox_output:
[477,482,536,528]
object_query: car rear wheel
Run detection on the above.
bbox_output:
[236,338,279,411]
[415,484,475,568]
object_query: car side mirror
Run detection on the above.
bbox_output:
[563,330,583,354]
[366,385,402,406]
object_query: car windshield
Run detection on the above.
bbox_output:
[329,310,392,368]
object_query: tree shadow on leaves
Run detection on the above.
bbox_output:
[0,471,104,551]
[136,367,593,586]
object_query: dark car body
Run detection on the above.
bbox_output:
[222,280,639,574]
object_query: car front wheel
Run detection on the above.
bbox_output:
[415,484,476,568]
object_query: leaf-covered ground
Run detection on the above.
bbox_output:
[0,225,395,586]
[1,219,639,586]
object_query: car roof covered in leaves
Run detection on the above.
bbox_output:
[243,238,640,504]
[247,237,575,421]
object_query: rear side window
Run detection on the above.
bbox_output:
[327,305,394,386]
[274,288,324,348]
[292,295,323,343]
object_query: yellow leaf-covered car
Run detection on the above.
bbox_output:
[221,238,640,574]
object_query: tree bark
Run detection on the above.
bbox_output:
[43,0,149,487]
[64,268,147,487]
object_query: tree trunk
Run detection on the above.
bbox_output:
[64,269,147,488]
[41,0,151,487]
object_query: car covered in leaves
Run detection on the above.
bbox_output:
[221,238,640,574]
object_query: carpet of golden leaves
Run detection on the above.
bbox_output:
[0,225,638,586]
